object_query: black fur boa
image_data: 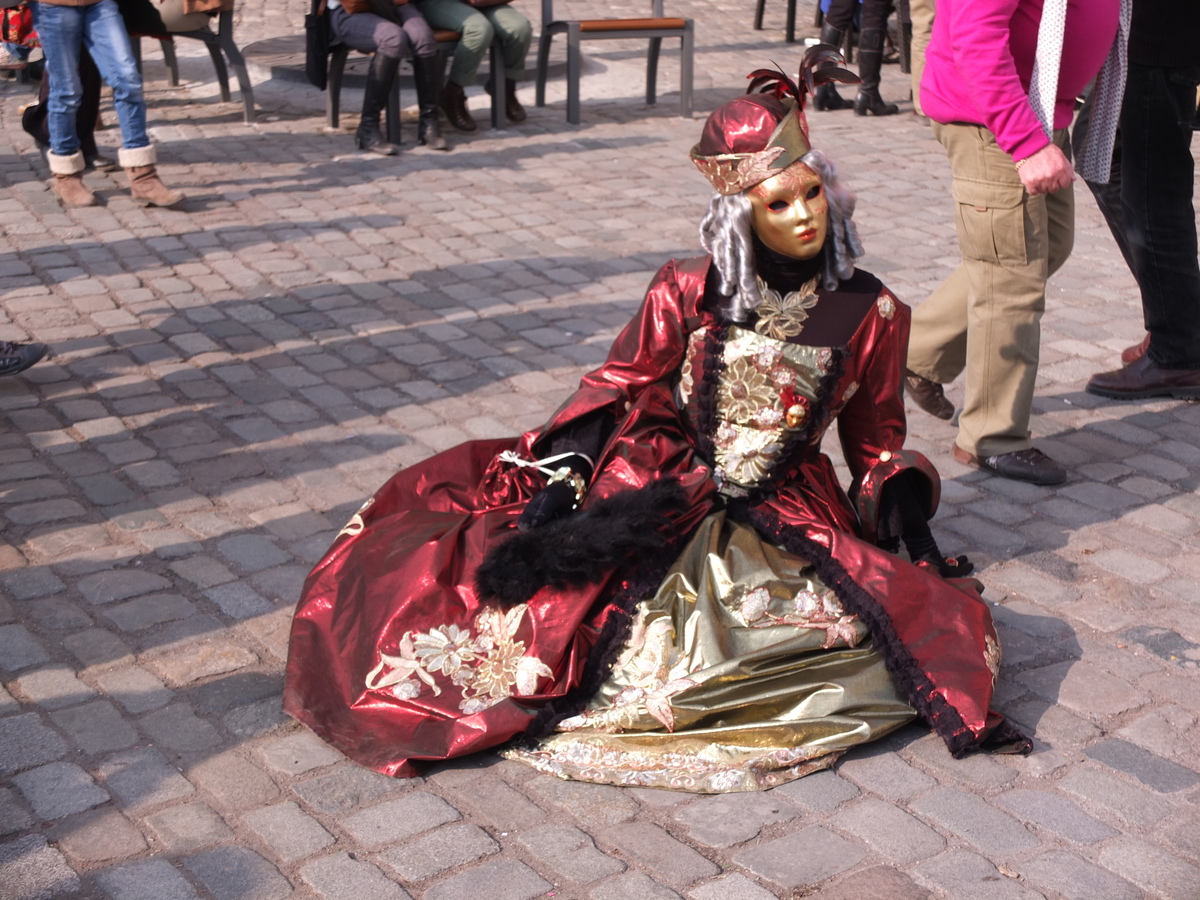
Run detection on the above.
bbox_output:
[476,479,691,607]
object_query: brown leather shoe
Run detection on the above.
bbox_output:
[952,444,1067,485]
[440,81,477,132]
[904,369,954,420]
[1121,333,1150,365]
[1086,354,1200,400]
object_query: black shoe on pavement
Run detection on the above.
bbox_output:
[952,444,1067,485]
[904,369,954,420]
[1085,354,1200,400]
[0,341,47,377]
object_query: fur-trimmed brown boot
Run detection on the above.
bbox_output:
[48,150,97,208]
[119,145,184,208]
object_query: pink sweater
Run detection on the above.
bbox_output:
[920,0,1120,162]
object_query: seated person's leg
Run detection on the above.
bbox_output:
[331,7,409,154]
[416,0,491,131]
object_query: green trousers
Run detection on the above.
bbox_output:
[415,0,531,86]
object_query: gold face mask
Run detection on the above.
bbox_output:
[746,161,828,260]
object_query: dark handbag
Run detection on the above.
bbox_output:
[305,0,330,90]
[465,0,508,7]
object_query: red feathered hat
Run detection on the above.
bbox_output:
[691,46,858,195]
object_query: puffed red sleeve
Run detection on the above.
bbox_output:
[531,258,706,451]
[836,289,941,542]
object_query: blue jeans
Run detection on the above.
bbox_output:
[31,0,148,156]
[1076,63,1200,369]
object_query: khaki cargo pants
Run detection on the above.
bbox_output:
[907,122,1075,459]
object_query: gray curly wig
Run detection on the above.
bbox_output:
[698,149,864,323]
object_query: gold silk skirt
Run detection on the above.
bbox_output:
[505,512,917,793]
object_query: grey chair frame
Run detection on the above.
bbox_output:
[132,10,256,124]
[535,0,694,125]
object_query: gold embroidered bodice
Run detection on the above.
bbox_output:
[677,325,854,495]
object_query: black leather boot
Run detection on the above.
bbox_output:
[814,24,851,111]
[356,52,401,155]
[854,30,899,116]
[413,55,449,151]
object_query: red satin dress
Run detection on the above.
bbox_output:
[284,256,1027,790]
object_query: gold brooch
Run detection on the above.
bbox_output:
[754,276,820,340]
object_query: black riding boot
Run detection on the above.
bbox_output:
[854,29,899,116]
[356,52,401,155]
[413,54,448,151]
[814,24,851,111]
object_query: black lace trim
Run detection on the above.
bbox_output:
[691,319,729,469]
[738,504,1030,757]
[524,528,693,739]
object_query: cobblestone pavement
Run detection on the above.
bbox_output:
[3,2,1200,899]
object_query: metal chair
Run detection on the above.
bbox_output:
[535,0,694,125]
[130,9,256,124]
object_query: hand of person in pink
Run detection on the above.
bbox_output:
[1017,142,1075,195]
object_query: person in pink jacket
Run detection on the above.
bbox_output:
[903,0,1125,485]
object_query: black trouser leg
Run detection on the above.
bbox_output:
[413,54,448,150]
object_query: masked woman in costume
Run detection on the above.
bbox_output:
[284,49,1029,793]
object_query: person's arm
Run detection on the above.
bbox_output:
[944,0,1050,162]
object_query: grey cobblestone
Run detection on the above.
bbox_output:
[139,704,223,754]
[455,775,547,831]
[341,792,462,848]
[994,788,1119,844]
[378,823,500,883]
[425,858,553,900]
[734,826,867,890]
[76,569,172,605]
[673,792,797,847]
[773,768,860,811]
[518,823,626,883]
[12,761,108,820]
[522,774,637,827]
[102,593,197,631]
[300,853,412,900]
[914,850,1044,900]
[0,712,68,775]
[910,788,1040,855]
[63,627,134,669]
[0,624,51,672]
[13,664,97,709]
[257,730,344,776]
[144,803,237,854]
[242,801,335,862]
[837,747,936,800]
[1098,837,1200,899]
[0,786,35,837]
[1021,850,1142,900]
[289,763,403,815]
[50,699,138,753]
[188,750,281,809]
[831,797,945,862]
[806,866,934,900]
[0,834,81,900]
[94,858,201,900]
[1084,737,1200,792]
[590,872,682,900]
[184,846,292,900]
[687,873,777,900]
[93,666,173,713]
[100,747,195,810]
[48,808,148,863]
[600,822,720,886]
